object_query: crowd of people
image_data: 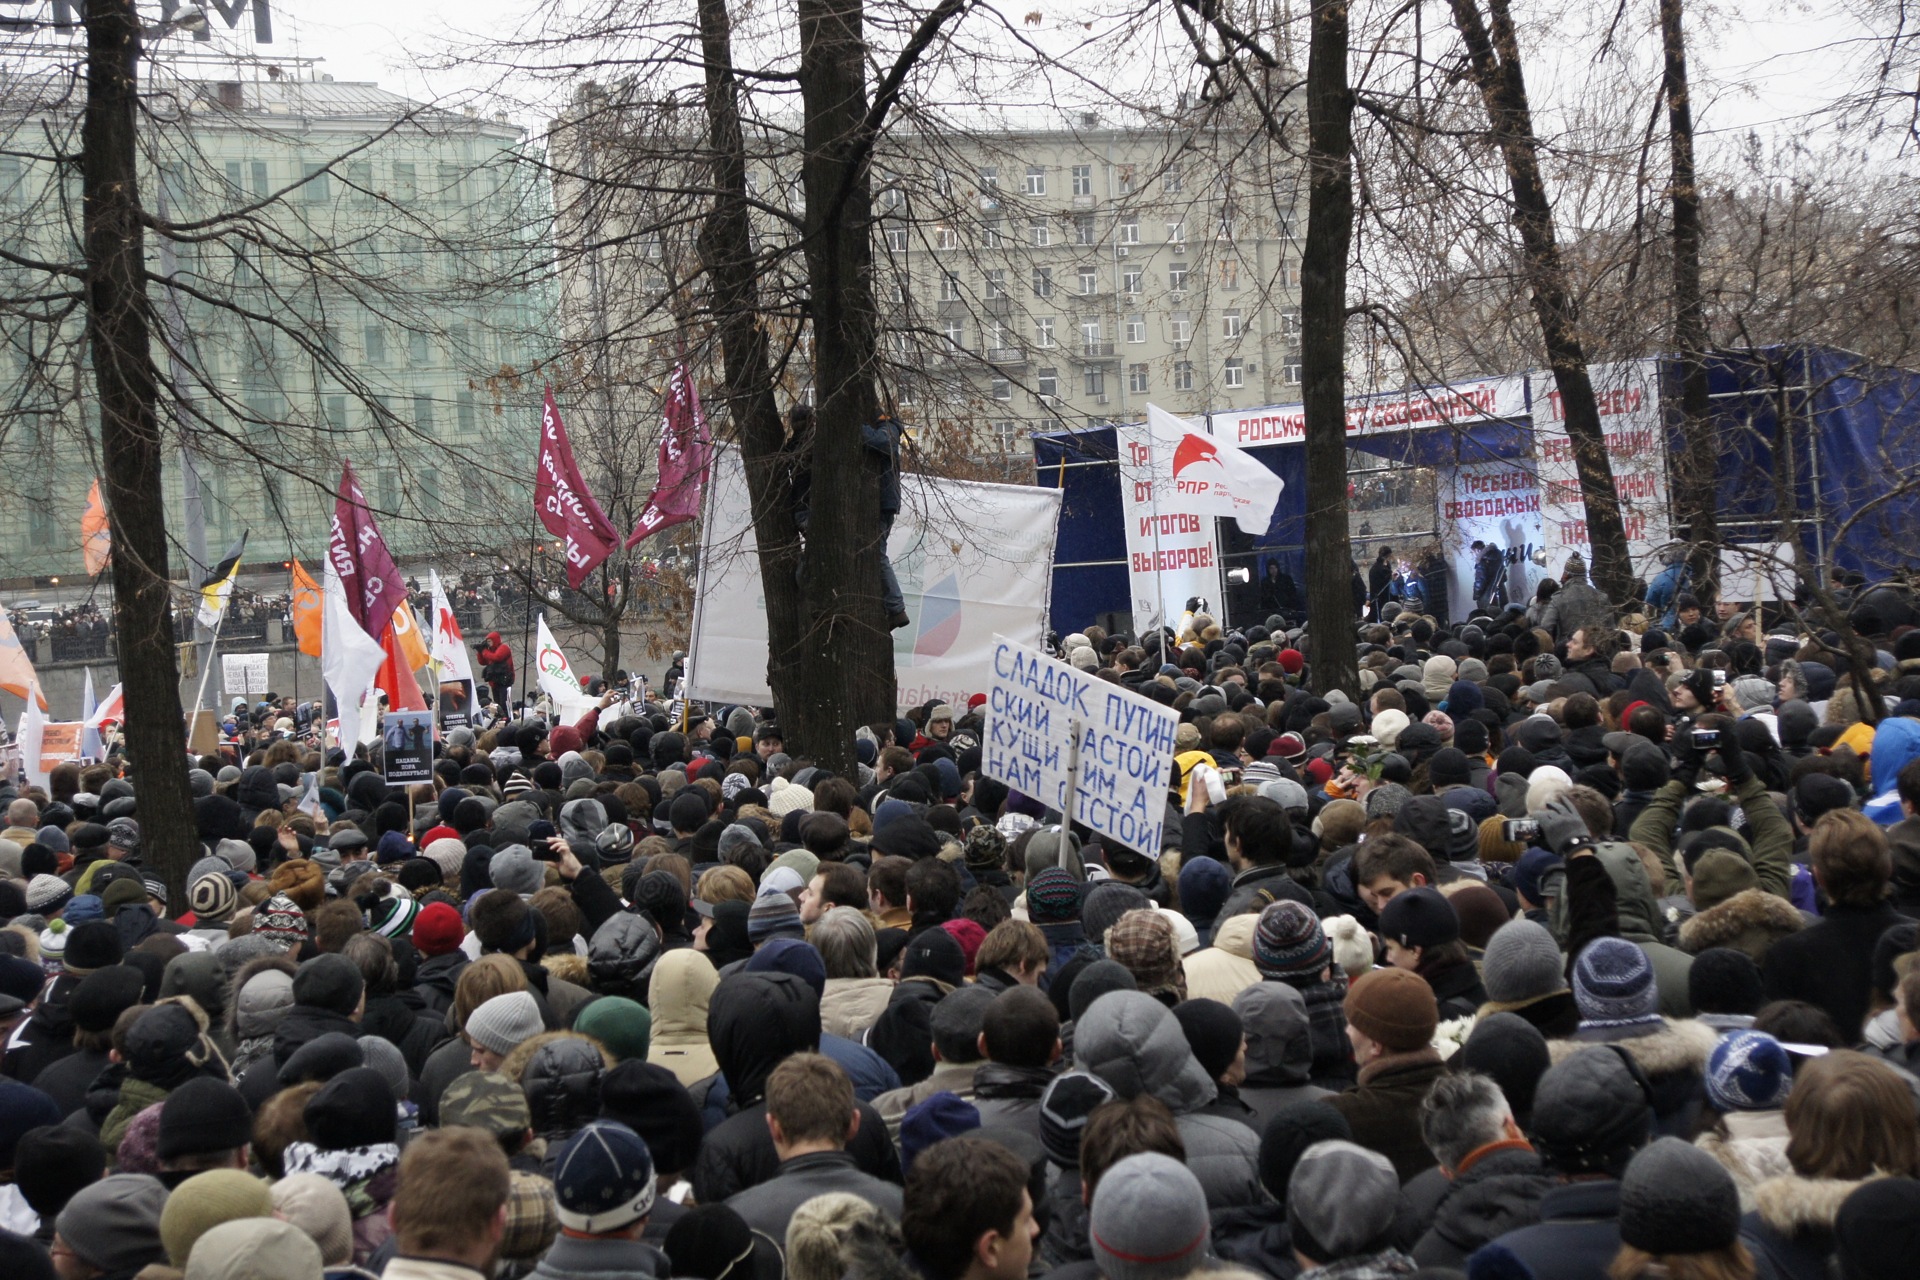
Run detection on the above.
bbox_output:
[10,604,113,663]
[2,550,1920,1280]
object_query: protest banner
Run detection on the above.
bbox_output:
[982,635,1179,855]
[382,709,436,785]
[223,652,270,698]
[37,722,82,776]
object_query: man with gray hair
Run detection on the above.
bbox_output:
[1410,1072,1554,1268]
[816,906,893,1041]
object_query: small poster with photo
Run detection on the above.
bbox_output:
[382,709,436,785]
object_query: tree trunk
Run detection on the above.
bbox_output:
[1659,0,1717,586]
[795,0,896,765]
[695,0,856,772]
[1448,0,1635,604]
[84,0,198,911]
[1301,0,1359,697]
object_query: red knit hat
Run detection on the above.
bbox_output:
[412,901,465,957]
[421,825,460,847]
[942,918,987,976]
[967,692,988,711]
[1277,649,1305,675]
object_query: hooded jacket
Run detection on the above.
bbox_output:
[1550,841,1696,1019]
[1547,1021,1718,1139]
[820,976,895,1041]
[645,949,720,1086]
[1675,887,1804,963]
[689,971,899,1205]
[1182,913,1263,1007]
[1630,775,1794,902]
[1071,989,1263,1209]
[1740,1170,1883,1280]
[1232,983,1330,1132]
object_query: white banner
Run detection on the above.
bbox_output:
[1439,459,1545,616]
[982,635,1179,854]
[223,652,270,697]
[1118,418,1224,638]
[685,446,1061,710]
[1534,359,1673,581]
[1213,375,1528,448]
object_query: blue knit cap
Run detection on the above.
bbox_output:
[1176,856,1232,930]
[900,1091,981,1173]
[1706,1030,1793,1112]
[1573,938,1661,1030]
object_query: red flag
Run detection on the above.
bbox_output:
[329,461,406,643]
[626,364,715,547]
[376,620,427,710]
[535,388,621,589]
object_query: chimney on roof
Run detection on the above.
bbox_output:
[215,81,242,110]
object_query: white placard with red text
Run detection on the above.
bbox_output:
[1532,359,1672,580]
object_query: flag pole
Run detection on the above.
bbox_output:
[191,608,228,718]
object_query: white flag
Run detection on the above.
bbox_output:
[1149,403,1284,534]
[81,667,100,760]
[322,560,386,751]
[16,680,47,789]
[428,570,476,685]
[534,614,593,719]
[297,772,325,821]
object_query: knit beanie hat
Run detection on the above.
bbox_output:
[27,873,71,914]
[1082,882,1151,948]
[1461,1013,1553,1127]
[1089,1153,1212,1280]
[1286,1141,1400,1263]
[1170,999,1243,1082]
[159,1168,274,1266]
[1343,967,1437,1053]
[268,1174,354,1267]
[1480,918,1568,1005]
[1688,947,1766,1017]
[304,1067,395,1151]
[1036,1071,1117,1167]
[1705,1030,1793,1112]
[466,990,544,1057]
[1835,1178,1920,1280]
[252,895,306,950]
[56,1174,170,1274]
[1256,1101,1352,1200]
[63,919,124,974]
[551,1120,656,1234]
[1618,1138,1741,1255]
[1251,900,1330,980]
[664,1205,759,1280]
[746,891,803,944]
[187,871,238,924]
[900,1092,982,1174]
[1376,886,1459,953]
[158,1078,254,1161]
[411,901,466,957]
[1175,856,1232,928]
[1025,868,1082,924]
[1573,938,1661,1030]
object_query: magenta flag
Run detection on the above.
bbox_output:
[329,461,406,643]
[626,364,715,548]
[535,387,621,588]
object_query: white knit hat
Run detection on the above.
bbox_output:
[465,990,543,1056]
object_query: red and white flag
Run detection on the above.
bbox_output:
[536,388,622,589]
[626,365,714,547]
[1149,404,1284,534]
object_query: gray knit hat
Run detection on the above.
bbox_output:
[1089,1153,1211,1280]
[465,990,543,1056]
[56,1174,169,1274]
[1619,1138,1741,1254]
[1285,1140,1400,1263]
[1480,918,1567,1005]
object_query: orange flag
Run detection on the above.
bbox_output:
[81,480,111,576]
[376,620,427,710]
[389,600,431,672]
[289,561,323,658]
[0,611,47,710]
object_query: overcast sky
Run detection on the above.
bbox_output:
[163,0,1884,156]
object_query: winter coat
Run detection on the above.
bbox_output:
[1475,989,1581,1041]
[1536,579,1610,645]
[100,1075,170,1151]
[872,1062,978,1141]
[1071,990,1264,1208]
[411,953,468,1017]
[646,950,720,1086]
[1411,1143,1556,1270]
[866,978,950,1087]
[1740,1171,1882,1280]
[2,972,80,1084]
[1695,1109,1792,1212]
[1423,957,1488,1022]
[1324,1049,1447,1184]
[1630,775,1794,903]
[1183,914,1263,1006]
[723,1150,904,1246]
[1234,982,1331,1132]
[821,977,895,1041]
[970,1061,1054,1139]
[1468,1179,1622,1280]
[359,994,444,1077]
[1762,900,1913,1044]
[691,1095,901,1207]
[528,1233,668,1280]
[1218,862,1317,926]
[29,1046,110,1118]
[1209,1203,1299,1279]
[1037,921,1089,986]
[1546,1020,1718,1139]
[1551,842,1695,1018]
[1675,887,1805,963]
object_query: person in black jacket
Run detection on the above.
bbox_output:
[1377,887,1488,1021]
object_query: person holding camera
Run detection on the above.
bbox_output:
[477,630,514,712]
[1626,722,1794,902]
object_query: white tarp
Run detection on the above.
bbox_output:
[686,446,1061,710]
[982,635,1179,854]
[1534,358,1674,580]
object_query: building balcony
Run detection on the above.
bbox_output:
[1080,341,1117,359]
[985,345,1028,366]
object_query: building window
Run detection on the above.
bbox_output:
[979,165,999,189]
[1072,164,1093,196]
[940,271,960,301]
[886,227,909,252]
[414,392,436,432]
[364,324,387,365]
[1080,318,1103,347]
[986,268,1006,297]
[1073,213,1095,245]
[1224,357,1245,388]
[1085,368,1106,397]
[1174,360,1194,391]
[898,382,916,405]
[984,320,1008,351]
[943,318,965,348]
[1032,266,1053,297]
[251,160,270,196]
[936,223,958,250]
[1217,209,1234,240]
[1281,308,1302,337]
[1170,312,1191,345]
[1034,317,1056,347]
[1125,363,1147,393]
[1125,314,1146,343]
[1078,267,1097,295]
[1118,217,1139,245]
[1168,263,1189,291]
[982,216,1004,246]
[1282,360,1302,384]
[1166,220,1185,246]
[1024,165,1046,196]
[892,332,911,356]
[993,420,1020,451]
[992,377,1013,401]
[1219,258,1241,289]
[1163,167,1183,193]
[1029,217,1050,246]
[890,280,907,303]
[1037,367,1058,397]
[1117,164,1135,194]
[880,187,904,210]
[1223,310,1243,339]
[456,391,476,433]
[935,168,953,196]
[302,163,331,204]
[1122,267,1143,294]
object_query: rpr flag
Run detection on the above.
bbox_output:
[983,635,1179,855]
